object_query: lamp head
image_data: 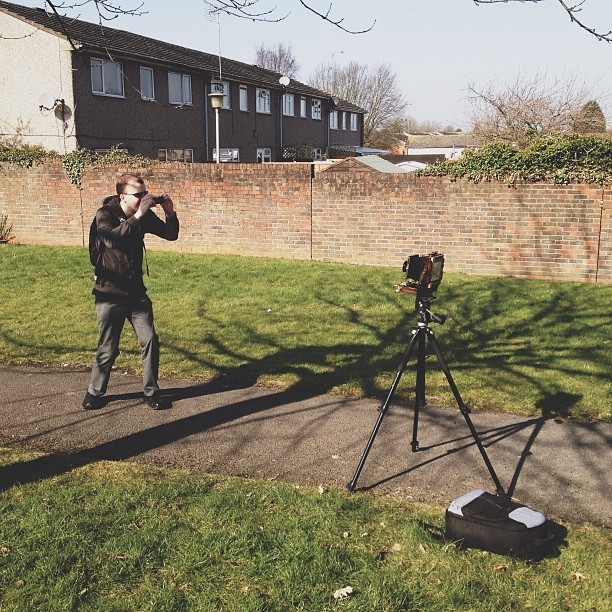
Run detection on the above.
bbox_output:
[208,91,224,109]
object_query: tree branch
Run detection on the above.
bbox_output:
[473,0,611,42]
[296,1,375,34]
[203,0,286,23]
[50,0,146,21]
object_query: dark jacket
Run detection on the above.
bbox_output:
[93,196,179,299]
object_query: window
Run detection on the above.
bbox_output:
[95,148,128,154]
[312,148,322,160]
[330,110,339,130]
[257,148,272,163]
[158,148,194,163]
[221,81,230,109]
[210,79,229,107]
[213,148,240,162]
[140,67,155,101]
[240,85,248,111]
[342,112,347,130]
[312,99,322,120]
[256,88,271,113]
[168,72,192,105]
[91,58,124,97]
[350,113,358,131]
[300,97,307,118]
[283,93,294,116]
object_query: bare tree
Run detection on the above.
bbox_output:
[254,42,299,78]
[467,73,599,145]
[308,61,406,145]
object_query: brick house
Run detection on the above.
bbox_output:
[0,0,366,162]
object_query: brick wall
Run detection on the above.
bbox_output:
[312,172,607,281]
[0,161,609,283]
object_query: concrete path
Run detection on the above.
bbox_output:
[0,365,609,526]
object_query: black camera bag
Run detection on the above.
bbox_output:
[445,489,548,559]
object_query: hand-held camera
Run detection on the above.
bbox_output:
[394,251,445,298]
[152,195,167,204]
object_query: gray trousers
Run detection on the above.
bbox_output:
[87,294,160,398]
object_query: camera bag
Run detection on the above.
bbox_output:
[445,489,548,559]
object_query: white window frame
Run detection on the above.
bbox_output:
[300,96,307,118]
[168,72,193,105]
[283,93,294,116]
[256,88,271,113]
[330,110,339,130]
[158,148,194,163]
[139,66,155,101]
[91,57,125,98]
[221,81,230,109]
[94,148,128,154]
[312,99,322,120]
[312,147,322,160]
[342,111,347,130]
[350,113,358,131]
[257,147,272,163]
[213,148,240,162]
[240,85,248,111]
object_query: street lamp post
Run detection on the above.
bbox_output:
[208,87,224,164]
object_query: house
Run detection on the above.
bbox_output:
[320,155,408,174]
[0,0,366,162]
[385,131,483,165]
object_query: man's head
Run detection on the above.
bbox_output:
[117,173,147,216]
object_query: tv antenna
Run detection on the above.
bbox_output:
[203,1,223,80]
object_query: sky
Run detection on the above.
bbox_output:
[15,0,612,130]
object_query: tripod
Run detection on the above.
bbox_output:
[347,292,507,498]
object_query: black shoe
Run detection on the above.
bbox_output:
[144,393,170,410]
[82,392,104,410]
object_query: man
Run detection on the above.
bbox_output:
[82,173,179,410]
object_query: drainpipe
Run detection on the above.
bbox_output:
[204,83,210,162]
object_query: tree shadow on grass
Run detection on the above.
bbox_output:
[0,281,608,541]
[356,389,579,560]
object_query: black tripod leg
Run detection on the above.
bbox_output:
[347,328,421,492]
[411,328,426,452]
[426,329,507,498]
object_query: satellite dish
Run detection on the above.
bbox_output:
[279,75,290,87]
[38,92,56,110]
[54,101,72,122]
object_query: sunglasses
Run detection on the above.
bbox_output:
[124,190,148,198]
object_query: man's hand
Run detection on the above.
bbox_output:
[159,195,175,217]
[134,193,157,219]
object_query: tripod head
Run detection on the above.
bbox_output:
[415,292,446,326]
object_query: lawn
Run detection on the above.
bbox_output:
[0,244,610,421]
[0,446,610,611]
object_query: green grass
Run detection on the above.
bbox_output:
[0,446,610,611]
[0,244,610,421]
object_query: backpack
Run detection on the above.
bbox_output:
[88,214,103,268]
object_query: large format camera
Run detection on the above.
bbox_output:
[394,251,445,298]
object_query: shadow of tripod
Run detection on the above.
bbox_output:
[348,291,507,499]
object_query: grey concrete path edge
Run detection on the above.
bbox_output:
[0,365,609,526]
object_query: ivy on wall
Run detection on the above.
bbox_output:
[417,133,612,186]
[0,144,50,168]
[0,145,154,188]
[62,147,154,188]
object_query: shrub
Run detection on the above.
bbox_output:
[0,144,52,168]
[418,133,612,185]
[0,214,15,243]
